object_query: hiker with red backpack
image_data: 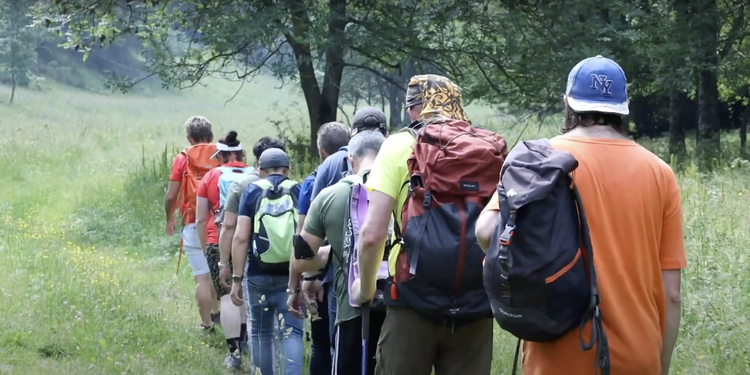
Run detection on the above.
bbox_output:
[476,55,686,375]
[195,130,254,369]
[357,74,509,375]
[164,115,221,331]
[288,129,388,375]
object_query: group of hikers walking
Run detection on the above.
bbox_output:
[163,55,686,375]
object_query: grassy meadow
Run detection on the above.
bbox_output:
[0,75,748,375]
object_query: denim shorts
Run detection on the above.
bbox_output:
[181,223,209,276]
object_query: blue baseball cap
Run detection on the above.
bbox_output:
[565,55,629,116]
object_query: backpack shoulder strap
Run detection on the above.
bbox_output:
[573,184,610,374]
[252,178,273,191]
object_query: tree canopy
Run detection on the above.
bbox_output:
[32,0,750,166]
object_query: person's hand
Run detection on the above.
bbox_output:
[230,282,243,306]
[219,266,231,291]
[165,218,176,236]
[350,278,370,306]
[302,278,323,304]
[286,292,306,319]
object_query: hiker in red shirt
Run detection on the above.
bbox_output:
[196,130,255,369]
[164,116,221,331]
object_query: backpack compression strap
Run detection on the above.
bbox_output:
[573,186,610,375]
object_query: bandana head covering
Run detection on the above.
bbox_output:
[407,74,469,123]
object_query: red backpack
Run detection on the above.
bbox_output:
[388,118,508,322]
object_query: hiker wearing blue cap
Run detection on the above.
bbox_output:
[476,55,686,375]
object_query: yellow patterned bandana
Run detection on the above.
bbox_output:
[408,74,469,123]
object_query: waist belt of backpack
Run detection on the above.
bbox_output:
[420,313,484,329]
[574,187,610,375]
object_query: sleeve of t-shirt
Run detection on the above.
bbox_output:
[365,137,408,200]
[303,188,330,239]
[311,160,335,201]
[237,184,260,219]
[298,175,316,215]
[291,181,301,206]
[169,154,186,182]
[224,181,243,214]
[197,170,213,198]
[659,170,687,270]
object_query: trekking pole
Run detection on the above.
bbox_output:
[361,301,371,375]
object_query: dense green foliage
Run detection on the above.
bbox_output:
[30,0,749,166]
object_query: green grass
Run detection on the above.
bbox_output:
[0,75,748,375]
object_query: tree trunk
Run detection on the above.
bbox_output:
[741,108,748,159]
[388,80,404,130]
[9,73,16,105]
[694,0,721,169]
[668,91,686,161]
[286,0,347,159]
[696,70,721,166]
[317,0,347,154]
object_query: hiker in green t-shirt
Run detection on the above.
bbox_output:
[288,130,387,375]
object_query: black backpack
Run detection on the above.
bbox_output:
[482,138,610,375]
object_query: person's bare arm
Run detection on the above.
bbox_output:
[164,181,180,221]
[219,211,237,265]
[196,197,210,251]
[296,214,306,235]
[231,216,252,277]
[358,190,396,302]
[476,210,499,252]
[661,269,682,375]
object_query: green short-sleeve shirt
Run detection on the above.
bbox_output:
[303,172,362,324]
[224,172,261,214]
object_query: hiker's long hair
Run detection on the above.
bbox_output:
[217,131,244,163]
[562,101,629,135]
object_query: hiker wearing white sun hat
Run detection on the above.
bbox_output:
[211,141,244,159]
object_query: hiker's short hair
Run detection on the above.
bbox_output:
[185,116,213,143]
[252,137,286,162]
[348,130,385,161]
[218,130,244,162]
[317,121,350,155]
[562,102,628,135]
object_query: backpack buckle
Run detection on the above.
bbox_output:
[422,191,432,208]
[499,224,514,246]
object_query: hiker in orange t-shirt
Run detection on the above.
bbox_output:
[476,56,686,375]
[164,115,220,331]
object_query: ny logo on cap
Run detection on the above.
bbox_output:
[590,74,613,96]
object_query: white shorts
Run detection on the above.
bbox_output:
[181,223,209,276]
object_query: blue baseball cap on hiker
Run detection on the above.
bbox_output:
[565,55,629,116]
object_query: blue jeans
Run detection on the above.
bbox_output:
[246,275,305,375]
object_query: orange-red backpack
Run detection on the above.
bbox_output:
[178,143,221,225]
